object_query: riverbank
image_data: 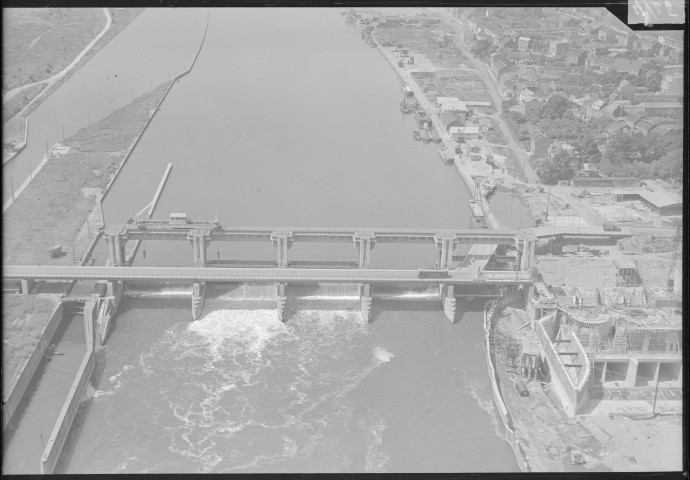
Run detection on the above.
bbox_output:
[2,294,61,394]
[3,8,143,124]
[2,81,171,266]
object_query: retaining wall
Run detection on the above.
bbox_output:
[40,300,97,474]
[2,301,64,432]
[535,311,590,416]
[483,299,530,472]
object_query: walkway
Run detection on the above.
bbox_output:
[4,265,533,285]
[3,8,112,116]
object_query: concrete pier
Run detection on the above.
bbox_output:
[189,232,210,267]
[271,232,293,268]
[434,233,456,269]
[354,232,375,268]
[191,282,206,320]
[277,282,287,322]
[360,283,373,322]
[20,278,35,296]
[440,284,456,323]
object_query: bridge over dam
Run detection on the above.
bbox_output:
[6,218,537,344]
[103,215,537,269]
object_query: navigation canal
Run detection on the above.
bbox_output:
[42,8,526,472]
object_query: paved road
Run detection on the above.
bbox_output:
[4,265,532,285]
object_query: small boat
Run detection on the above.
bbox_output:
[438,146,453,164]
[429,129,441,143]
[414,110,429,124]
[481,180,496,197]
[419,129,432,143]
[400,100,415,113]
[413,129,421,140]
[401,84,414,97]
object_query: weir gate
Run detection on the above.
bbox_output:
[5,216,536,345]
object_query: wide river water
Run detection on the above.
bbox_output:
[13,8,535,473]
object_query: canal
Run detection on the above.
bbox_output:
[9,8,535,473]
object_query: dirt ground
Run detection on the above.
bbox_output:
[494,308,683,472]
[2,81,170,266]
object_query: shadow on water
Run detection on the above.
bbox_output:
[2,313,74,447]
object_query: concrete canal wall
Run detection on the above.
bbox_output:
[40,299,97,474]
[483,299,530,472]
[2,302,64,432]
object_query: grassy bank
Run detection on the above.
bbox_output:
[2,294,60,392]
[3,8,144,123]
[2,81,171,265]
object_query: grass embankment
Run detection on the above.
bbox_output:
[2,293,60,392]
[3,8,105,94]
[2,8,144,123]
[2,81,172,266]
[2,84,46,124]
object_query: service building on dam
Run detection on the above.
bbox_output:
[2,6,684,474]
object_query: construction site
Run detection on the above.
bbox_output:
[485,217,682,471]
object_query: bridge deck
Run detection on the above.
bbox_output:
[4,266,532,285]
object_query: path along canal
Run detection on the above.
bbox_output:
[7,8,534,473]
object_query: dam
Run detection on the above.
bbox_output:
[4,8,538,474]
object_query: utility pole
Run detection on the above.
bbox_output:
[10,173,15,201]
[546,185,551,219]
[652,366,660,415]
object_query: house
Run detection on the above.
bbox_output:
[559,16,580,29]
[440,110,463,132]
[611,79,636,101]
[614,30,637,49]
[661,74,683,95]
[582,43,609,56]
[634,119,658,136]
[491,59,510,79]
[455,126,481,139]
[575,163,601,178]
[548,40,570,57]
[500,77,518,99]
[566,48,587,65]
[521,98,543,121]
[519,85,541,103]
[623,113,642,129]
[601,102,625,118]
[639,101,683,115]
[531,133,551,160]
[496,37,516,51]
[664,47,682,64]
[437,97,468,112]
[587,22,603,35]
[598,27,617,43]
[638,191,683,216]
[548,140,577,158]
[508,51,533,65]
[587,99,606,119]
[517,36,532,51]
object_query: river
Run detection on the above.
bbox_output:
[11,8,535,473]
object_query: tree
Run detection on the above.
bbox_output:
[541,94,570,120]
[470,39,492,58]
[501,99,518,112]
[574,133,601,162]
[534,151,576,184]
